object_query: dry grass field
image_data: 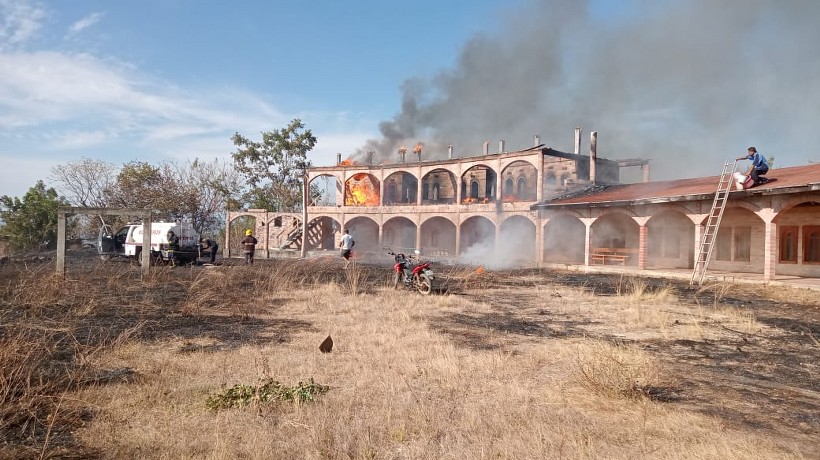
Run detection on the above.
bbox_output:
[1,250,818,459]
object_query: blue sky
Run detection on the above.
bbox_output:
[2,0,819,199]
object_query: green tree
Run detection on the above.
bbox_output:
[106,161,183,220]
[231,118,317,211]
[0,181,69,251]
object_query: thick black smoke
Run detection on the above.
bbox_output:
[357,0,820,180]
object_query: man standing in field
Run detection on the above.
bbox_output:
[339,228,355,267]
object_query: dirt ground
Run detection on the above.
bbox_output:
[2,250,819,457]
[430,268,820,455]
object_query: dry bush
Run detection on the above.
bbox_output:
[575,339,662,400]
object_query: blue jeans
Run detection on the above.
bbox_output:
[751,166,768,184]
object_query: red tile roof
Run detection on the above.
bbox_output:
[540,163,820,207]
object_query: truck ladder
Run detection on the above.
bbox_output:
[690,160,738,286]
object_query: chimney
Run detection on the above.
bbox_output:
[498,140,505,154]
[589,131,597,184]
[642,163,650,183]
[367,151,374,165]
[448,145,454,159]
[574,127,582,155]
[336,153,342,165]
[534,134,540,146]
[483,141,490,155]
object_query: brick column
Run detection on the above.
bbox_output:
[638,224,648,270]
[455,223,462,256]
[764,220,777,282]
[535,219,545,266]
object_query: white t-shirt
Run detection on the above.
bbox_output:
[341,233,354,250]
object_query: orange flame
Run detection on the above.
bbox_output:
[339,159,356,166]
[475,266,485,274]
[345,173,380,206]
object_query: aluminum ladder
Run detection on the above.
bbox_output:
[690,160,738,286]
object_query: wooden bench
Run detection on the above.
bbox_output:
[591,247,638,265]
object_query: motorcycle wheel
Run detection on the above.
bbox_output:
[392,272,401,290]
[416,273,433,295]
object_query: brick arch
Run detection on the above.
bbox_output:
[309,174,341,206]
[594,207,639,221]
[498,215,537,265]
[461,163,499,177]
[460,215,497,259]
[500,158,540,174]
[645,208,692,226]
[726,200,762,214]
[382,215,417,250]
[773,195,820,216]
[542,210,587,226]
[694,201,763,226]
[307,170,344,183]
[500,213,538,228]
[419,214,457,227]
[343,216,380,255]
[265,213,301,227]
[419,216,457,256]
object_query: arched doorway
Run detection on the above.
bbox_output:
[543,214,585,264]
[498,216,536,266]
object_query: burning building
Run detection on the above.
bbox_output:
[225,129,820,283]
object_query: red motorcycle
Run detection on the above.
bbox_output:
[386,248,435,295]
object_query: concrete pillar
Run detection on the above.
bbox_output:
[574,127,581,155]
[260,211,269,259]
[57,211,66,276]
[693,222,705,269]
[378,173,385,206]
[535,220,545,266]
[584,220,594,267]
[536,152,545,202]
[141,217,151,276]
[455,223,462,257]
[764,220,777,282]
[225,212,232,258]
[642,163,650,183]
[417,166,423,206]
[638,224,648,270]
[495,160,502,202]
[589,131,597,184]
[415,224,422,251]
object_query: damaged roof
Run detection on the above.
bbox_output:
[533,163,820,209]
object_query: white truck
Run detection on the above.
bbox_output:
[97,221,200,265]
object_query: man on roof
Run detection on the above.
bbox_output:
[736,147,770,187]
